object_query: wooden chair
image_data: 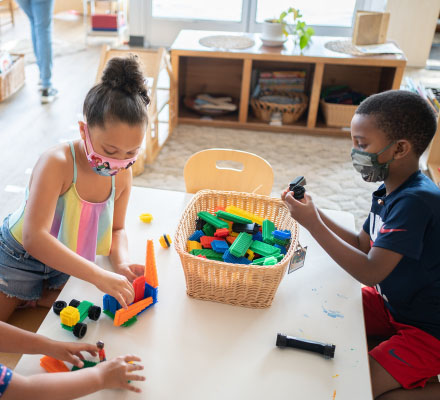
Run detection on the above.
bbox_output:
[0,0,15,26]
[184,148,274,195]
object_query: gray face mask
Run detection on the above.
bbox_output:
[351,141,396,182]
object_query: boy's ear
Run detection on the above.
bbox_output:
[78,121,86,141]
[393,140,412,160]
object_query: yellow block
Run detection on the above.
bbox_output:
[225,205,264,225]
[60,306,80,327]
[187,240,202,252]
[246,249,255,261]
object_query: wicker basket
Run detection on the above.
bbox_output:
[320,99,357,127]
[0,54,25,102]
[174,190,299,308]
[251,92,308,124]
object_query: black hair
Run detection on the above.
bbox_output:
[355,90,437,156]
[83,55,150,127]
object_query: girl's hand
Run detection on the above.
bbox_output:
[45,341,98,368]
[94,269,134,308]
[283,192,321,231]
[96,355,145,393]
[115,263,145,282]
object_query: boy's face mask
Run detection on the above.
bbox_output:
[351,141,396,182]
[83,124,137,177]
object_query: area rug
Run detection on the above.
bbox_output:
[133,124,379,230]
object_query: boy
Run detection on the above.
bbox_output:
[283,90,440,400]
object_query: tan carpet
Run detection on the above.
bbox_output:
[133,124,380,230]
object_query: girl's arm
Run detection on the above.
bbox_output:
[22,150,134,308]
[3,355,145,400]
[109,169,144,281]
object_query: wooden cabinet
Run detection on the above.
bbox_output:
[427,115,440,187]
[170,30,406,136]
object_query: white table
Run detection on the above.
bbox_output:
[15,187,373,400]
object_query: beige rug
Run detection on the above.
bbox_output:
[133,124,379,230]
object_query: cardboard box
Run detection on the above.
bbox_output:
[352,11,390,45]
[0,54,25,102]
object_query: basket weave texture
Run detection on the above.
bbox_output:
[320,99,357,127]
[174,190,299,308]
[251,92,308,124]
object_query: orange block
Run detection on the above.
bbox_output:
[114,296,153,326]
[145,239,158,288]
[40,356,70,373]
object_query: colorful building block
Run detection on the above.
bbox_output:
[159,234,172,248]
[232,222,260,235]
[145,240,158,288]
[190,249,223,261]
[246,249,255,260]
[196,218,206,230]
[114,297,153,327]
[187,240,202,252]
[188,230,204,241]
[197,211,229,229]
[214,228,229,238]
[252,231,263,242]
[40,356,70,373]
[225,205,264,225]
[250,240,281,257]
[215,210,252,224]
[211,240,229,253]
[200,236,219,249]
[274,244,287,255]
[222,249,252,264]
[71,360,98,371]
[202,223,216,237]
[273,230,291,240]
[226,235,236,244]
[133,276,146,303]
[262,219,275,244]
[229,232,253,257]
[263,256,278,265]
[252,254,284,265]
[139,213,153,223]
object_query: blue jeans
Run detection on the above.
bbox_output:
[16,0,54,89]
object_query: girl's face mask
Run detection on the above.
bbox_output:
[83,124,137,177]
[351,141,395,182]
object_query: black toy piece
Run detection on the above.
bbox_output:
[232,222,260,235]
[289,176,306,200]
[53,300,67,315]
[195,218,206,231]
[276,333,335,359]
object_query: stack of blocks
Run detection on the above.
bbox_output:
[186,206,291,266]
[103,240,158,327]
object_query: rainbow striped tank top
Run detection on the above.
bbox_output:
[8,142,115,262]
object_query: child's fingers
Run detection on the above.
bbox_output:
[123,355,141,363]
[117,294,128,309]
[68,355,84,368]
[124,383,142,393]
[78,343,99,356]
[126,374,145,382]
[127,363,144,372]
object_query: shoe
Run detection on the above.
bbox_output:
[41,87,58,104]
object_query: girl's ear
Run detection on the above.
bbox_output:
[78,121,86,140]
[394,139,412,160]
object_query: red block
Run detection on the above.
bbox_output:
[200,236,218,249]
[91,14,118,29]
[133,276,146,303]
[214,228,229,238]
[197,255,207,259]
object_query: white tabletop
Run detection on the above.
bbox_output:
[15,187,373,400]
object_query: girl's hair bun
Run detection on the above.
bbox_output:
[101,55,150,105]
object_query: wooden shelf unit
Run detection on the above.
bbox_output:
[170,30,407,136]
[427,114,440,187]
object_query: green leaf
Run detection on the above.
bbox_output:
[307,27,315,35]
[279,11,287,21]
[299,35,308,50]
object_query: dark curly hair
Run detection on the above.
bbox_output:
[83,55,150,127]
[355,90,437,156]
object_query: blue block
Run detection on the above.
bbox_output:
[273,230,291,240]
[103,294,121,314]
[137,284,158,316]
[211,240,229,253]
[222,249,252,265]
[252,231,263,242]
[189,230,204,242]
[274,244,287,255]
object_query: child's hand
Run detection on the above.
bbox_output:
[115,263,145,282]
[283,192,320,230]
[45,340,98,368]
[94,269,135,308]
[96,355,145,393]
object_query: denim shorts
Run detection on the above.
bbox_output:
[0,216,69,300]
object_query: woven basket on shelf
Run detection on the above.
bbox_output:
[251,92,308,124]
[174,190,299,309]
[320,99,358,127]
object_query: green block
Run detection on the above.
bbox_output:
[273,237,290,246]
[262,219,275,244]
[229,232,253,257]
[203,223,216,237]
[263,256,278,265]
[61,324,73,332]
[251,254,284,265]
[250,240,281,257]
[215,210,252,224]
[77,301,93,323]
[71,360,98,371]
[190,249,223,260]
[198,211,229,229]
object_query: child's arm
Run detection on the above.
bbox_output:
[284,192,403,286]
[3,355,145,400]
[109,169,145,282]
[22,152,134,308]
[0,322,97,367]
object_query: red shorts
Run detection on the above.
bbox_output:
[362,286,440,389]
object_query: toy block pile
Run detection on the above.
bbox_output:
[103,240,158,327]
[187,206,291,266]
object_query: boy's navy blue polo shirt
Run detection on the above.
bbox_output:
[363,170,440,340]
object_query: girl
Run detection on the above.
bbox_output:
[0,322,145,398]
[0,55,150,321]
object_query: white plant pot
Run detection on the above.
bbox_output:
[262,20,284,41]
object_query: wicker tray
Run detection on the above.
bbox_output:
[251,92,308,124]
[174,190,299,308]
[320,99,358,127]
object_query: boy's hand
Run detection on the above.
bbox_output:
[283,191,321,230]
[115,263,145,282]
[94,269,135,309]
[96,355,145,393]
[45,341,98,368]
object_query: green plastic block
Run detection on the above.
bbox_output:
[71,360,98,371]
[190,249,224,260]
[77,300,93,323]
[202,223,216,236]
[198,211,229,229]
[229,232,253,257]
[263,256,278,265]
[215,210,252,224]
[273,237,290,246]
[251,254,284,265]
[262,219,275,244]
[249,240,281,257]
[61,324,73,332]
